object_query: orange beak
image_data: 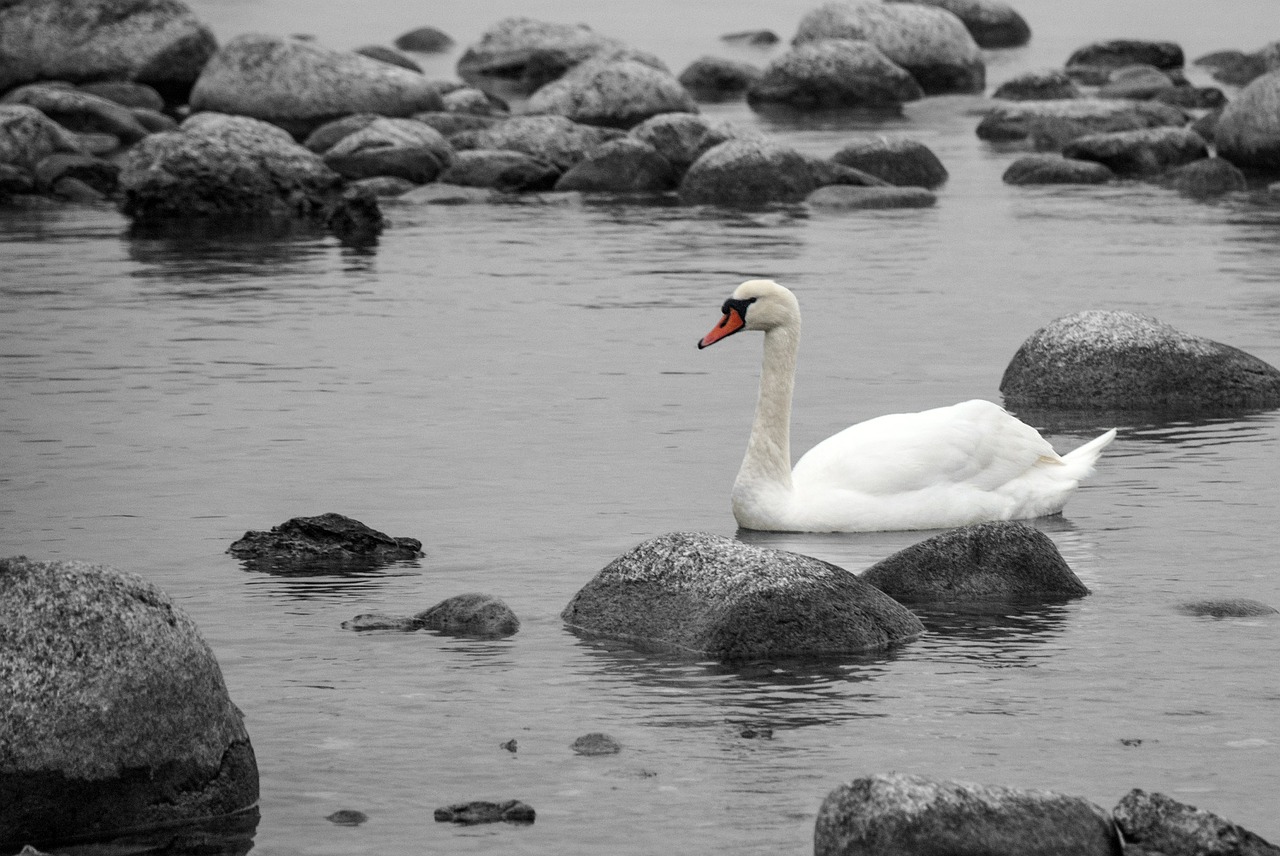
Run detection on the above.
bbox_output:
[698,306,746,349]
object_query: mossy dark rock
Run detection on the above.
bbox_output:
[434,800,535,824]
[561,531,924,660]
[227,512,422,567]
[860,522,1088,603]
[1113,789,1280,856]
[1001,310,1280,411]
[0,557,258,850]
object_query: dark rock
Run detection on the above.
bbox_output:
[0,557,259,848]
[130,107,178,134]
[415,593,520,638]
[413,111,503,137]
[554,138,677,193]
[0,163,36,195]
[0,104,86,170]
[320,116,451,182]
[860,521,1088,603]
[1066,39,1185,77]
[394,26,455,54]
[571,733,622,755]
[459,115,624,171]
[678,56,761,101]
[78,81,165,111]
[326,809,368,826]
[441,87,507,116]
[355,44,423,73]
[501,739,518,752]
[1113,789,1280,856]
[793,1,985,94]
[1176,599,1278,618]
[976,99,1188,149]
[1160,157,1247,197]
[1154,86,1227,111]
[815,773,1122,856]
[325,185,384,246]
[629,112,748,173]
[1000,310,1280,411]
[748,39,924,111]
[561,532,924,659]
[885,0,1031,48]
[33,153,119,195]
[678,137,883,208]
[1194,49,1270,87]
[303,113,382,154]
[522,58,698,129]
[49,175,107,203]
[341,612,422,631]
[1003,154,1114,185]
[1061,127,1208,177]
[0,83,151,143]
[227,512,422,565]
[807,184,936,208]
[740,726,773,739]
[992,69,1082,101]
[434,800,535,824]
[721,29,780,46]
[438,149,560,191]
[1096,64,1176,99]
[831,136,947,187]
[399,183,507,205]
[1215,70,1280,171]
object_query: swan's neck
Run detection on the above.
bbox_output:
[738,324,799,491]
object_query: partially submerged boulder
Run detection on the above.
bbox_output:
[747,39,924,111]
[1003,154,1114,185]
[1112,789,1280,856]
[434,800,535,825]
[992,69,1082,101]
[806,184,935,208]
[0,104,86,171]
[678,56,762,102]
[830,136,947,188]
[678,137,880,207]
[560,532,924,660]
[886,0,1030,49]
[342,594,520,638]
[0,557,258,848]
[860,522,1089,603]
[1060,126,1209,177]
[976,99,1187,150]
[553,137,677,193]
[1000,310,1280,411]
[815,774,1121,856]
[227,512,422,568]
[455,114,623,171]
[438,148,560,191]
[1065,39,1185,82]
[321,117,453,183]
[522,58,697,129]
[1175,599,1278,618]
[1160,157,1247,197]
[1214,69,1280,171]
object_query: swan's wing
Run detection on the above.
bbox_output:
[791,399,1060,496]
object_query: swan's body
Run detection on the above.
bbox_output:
[697,279,1116,532]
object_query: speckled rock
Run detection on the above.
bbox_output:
[560,532,924,659]
[992,69,1082,101]
[522,58,697,129]
[815,774,1121,856]
[886,0,1030,48]
[1,84,152,144]
[434,800,535,824]
[1113,789,1280,856]
[975,99,1188,150]
[189,33,445,137]
[793,1,985,94]
[456,115,624,171]
[628,113,750,173]
[1066,39,1185,81]
[1214,69,1280,171]
[0,0,216,100]
[321,117,452,183]
[416,593,520,638]
[1175,599,1278,618]
[571,733,622,755]
[0,557,258,848]
[1160,157,1247,197]
[678,137,883,208]
[1002,153,1114,184]
[1000,310,1280,410]
[554,137,677,193]
[859,522,1088,603]
[302,113,381,153]
[831,136,947,187]
[748,39,924,110]
[1061,126,1208,177]
[807,184,935,208]
[227,512,422,567]
[412,111,502,138]
[678,56,762,101]
[438,149,560,191]
[0,104,85,171]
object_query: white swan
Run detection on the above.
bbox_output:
[697,279,1117,532]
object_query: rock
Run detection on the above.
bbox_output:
[815,773,1121,856]
[678,56,762,101]
[442,87,507,116]
[1003,154,1114,184]
[975,99,1188,150]
[0,104,85,171]
[679,137,883,207]
[354,44,422,73]
[1097,65,1178,100]
[394,25,455,53]
[434,800,535,825]
[722,29,780,46]
[1194,49,1270,87]
[398,183,507,205]
[885,0,1030,48]
[831,136,947,187]
[1176,599,1278,618]
[1061,126,1208,177]
[1066,39,1185,81]
[0,0,216,101]
[1113,789,1280,856]
[303,113,381,153]
[629,112,749,174]
[413,111,503,137]
[793,1,986,94]
[341,612,422,631]
[458,114,624,171]
[1160,157,1247,197]
[130,108,178,134]
[1214,69,1280,171]
[0,83,151,144]
[33,153,119,196]
[0,557,259,847]
[326,809,368,826]
[571,733,622,755]
[0,162,36,195]
[522,58,698,129]
[501,738,518,752]
[189,34,445,138]
[438,149,560,191]
[560,532,924,659]
[992,69,1082,101]
[416,593,520,638]
[1152,86,1227,111]
[553,137,676,193]
[321,117,452,183]
[78,81,165,112]
[49,175,107,203]
[227,512,422,567]
[747,39,924,111]
[1000,310,1280,410]
[860,522,1088,602]
[806,184,936,208]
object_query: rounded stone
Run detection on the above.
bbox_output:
[1002,154,1114,185]
[678,56,761,101]
[748,39,924,111]
[992,69,1082,101]
[522,58,698,129]
[415,593,520,638]
[830,136,947,188]
[554,137,676,193]
[1175,599,1278,618]
[885,0,1030,48]
[1214,69,1280,171]
[806,184,936,208]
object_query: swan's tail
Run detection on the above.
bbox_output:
[1060,428,1118,479]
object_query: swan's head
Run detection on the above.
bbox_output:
[697,279,799,349]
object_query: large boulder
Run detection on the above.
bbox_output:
[455,114,624,170]
[814,774,1121,856]
[975,98,1188,150]
[830,136,947,187]
[678,137,881,207]
[886,0,1030,48]
[1112,789,1280,856]
[1214,69,1280,171]
[1061,126,1209,177]
[189,34,445,138]
[0,104,85,171]
[793,1,985,94]
[0,0,217,102]
[747,39,924,111]
[1065,39,1185,82]
[1194,47,1276,87]
[560,532,924,660]
[522,58,698,129]
[0,557,258,848]
[1000,310,1280,411]
[860,522,1089,603]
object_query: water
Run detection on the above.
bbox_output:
[3,0,1280,853]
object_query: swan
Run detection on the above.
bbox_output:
[697,279,1116,532]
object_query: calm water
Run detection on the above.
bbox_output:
[4,1,1280,853]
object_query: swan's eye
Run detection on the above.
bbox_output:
[721,296,757,320]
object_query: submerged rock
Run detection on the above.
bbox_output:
[1002,153,1114,185]
[227,512,422,566]
[860,521,1089,603]
[1113,789,1280,856]
[806,184,935,208]
[434,800,535,824]
[417,593,520,638]
[561,531,924,659]
[0,557,259,848]
[1001,310,1280,411]
[1176,599,1278,618]
[976,99,1187,150]
[1061,126,1209,177]
[815,773,1121,856]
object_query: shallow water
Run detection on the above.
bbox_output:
[3,0,1280,853]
